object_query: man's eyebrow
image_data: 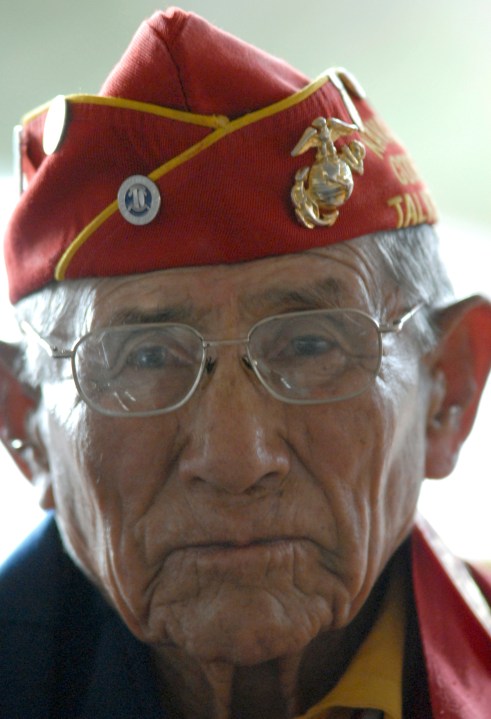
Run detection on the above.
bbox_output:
[105,278,348,326]
[107,304,194,326]
[247,277,346,312]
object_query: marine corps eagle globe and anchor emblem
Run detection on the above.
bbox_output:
[291,116,366,228]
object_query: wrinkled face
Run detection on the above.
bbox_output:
[38,243,430,665]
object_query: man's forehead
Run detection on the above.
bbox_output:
[87,246,380,328]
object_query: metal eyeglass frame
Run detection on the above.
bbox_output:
[19,303,424,417]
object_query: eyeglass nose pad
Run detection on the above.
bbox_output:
[205,357,217,375]
[241,354,253,370]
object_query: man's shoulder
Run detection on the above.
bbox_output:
[0,516,164,718]
[0,516,71,717]
[0,514,64,624]
[412,516,491,625]
[411,516,491,717]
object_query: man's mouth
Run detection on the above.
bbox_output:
[167,537,314,565]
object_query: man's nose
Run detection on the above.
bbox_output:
[176,353,291,495]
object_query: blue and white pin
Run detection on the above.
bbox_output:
[118,175,161,226]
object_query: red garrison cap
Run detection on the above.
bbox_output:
[4,6,437,303]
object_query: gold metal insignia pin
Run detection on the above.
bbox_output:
[291,116,365,229]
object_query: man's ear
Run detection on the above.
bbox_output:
[0,339,54,509]
[425,295,491,479]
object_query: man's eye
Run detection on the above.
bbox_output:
[291,335,336,357]
[126,345,169,369]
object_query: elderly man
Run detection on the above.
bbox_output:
[0,7,490,719]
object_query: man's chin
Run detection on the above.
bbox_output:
[134,587,336,666]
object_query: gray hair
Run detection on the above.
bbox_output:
[14,281,98,387]
[364,224,454,351]
[367,224,453,307]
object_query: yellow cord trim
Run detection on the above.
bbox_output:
[149,74,328,182]
[22,101,51,124]
[22,94,229,129]
[55,200,121,277]
[54,75,328,280]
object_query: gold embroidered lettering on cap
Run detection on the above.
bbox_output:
[291,116,365,229]
[387,190,438,229]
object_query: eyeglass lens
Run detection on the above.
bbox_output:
[249,310,380,403]
[73,324,205,415]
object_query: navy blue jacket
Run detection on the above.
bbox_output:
[0,516,166,718]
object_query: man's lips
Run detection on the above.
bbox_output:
[181,535,311,548]
[164,536,315,562]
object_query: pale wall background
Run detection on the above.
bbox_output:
[0,0,490,562]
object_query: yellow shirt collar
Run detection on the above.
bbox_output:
[296,568,405,719]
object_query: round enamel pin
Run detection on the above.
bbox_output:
[42,95,69,155]
[117,175,161,226]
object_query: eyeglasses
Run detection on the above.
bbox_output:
[20,304,423,417]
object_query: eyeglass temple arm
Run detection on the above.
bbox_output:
[19,320,72,359]
[378,302,425,334]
